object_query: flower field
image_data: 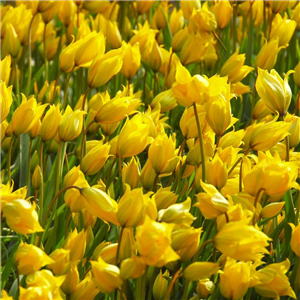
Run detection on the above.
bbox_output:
[1,1,300,299]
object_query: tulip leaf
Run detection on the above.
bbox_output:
[283,190,296,223]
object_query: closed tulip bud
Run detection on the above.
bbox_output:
[289,223,300,257]
[212,1,233,29]
[117,186,148,227]
[1,55,11,85]
[70,273,99,300]
[220,49,254,83]
[184,262,220,281]
[294,61,300,89]
[59,38,78,73]
[88,47,124,89]
[135,216,180,267]
[30,151,39,173]
[291,4,300,29]
[195,181,229,219]
[122,157,140,189]
[1,81,13,122]
[154,187,178,211]
[4,23,20,58]
[61,263,79,295]
[120,256,146,280]
[10,95,48,137]
[261,202,285,219]
[28,119,41,139]
[141,160,158,191]
[32,165,42,191]
[59,106,86,142]
[196,278,215,298]
[158,198,195,226]
[219,129,245,149]
[172,225,202,262]
[14,242,54,275]
[172,61,209,107]
[268,1,290,14]
[91,257,123,294]
[117,115,150,158]
[148,41,163,73]
[180,0,201,20]
[206,154,228,190]
[252,99,273,120]
[122,42,141,81]
[97,243,118,265]
[40,104,61,142]
[256,68,293,116]
[81,143,110,176]
[48,248,70,275]
[255,38,285,71]
[220,258,258,300]
[169,8,184,35]
[149,132,180,175]
[107,20,122,49]
[151,89,178,113]
[255,259,296,299]
[80,187,119,225]
[3,199,44,236]
[63,166,82,188]
[153,270,169,300]
[57,1,76,26]
[171,27,189,53]
[118,227,135,261]
[214,222,271,261]
[62,229,86,262]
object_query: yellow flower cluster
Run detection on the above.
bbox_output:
[1,1,300,300]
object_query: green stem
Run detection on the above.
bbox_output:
[192,102,206,182]
[55,142,64,195]
[115,227,124,265]
[43,22,48,82]
[152,173,159,192]
[253,188,265,226]
[39,142,44,223]
[26,139,33,187]
[80,87,91,162]
[182,280,190,300]
[295,190,300,225]
[62,68,74,109]
[7,138,13,183]
[136,266,149,300]
[192,239,213,263]
[14,59,20,104]
[26,14,36,96]
[228,149,250,176]
[285,135,290,162]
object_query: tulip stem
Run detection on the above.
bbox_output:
[7,138,13,183]
[152,173,159,192]
[13,59,20,103]
[43,22,48,82]
[285,135,290,162]
[164,267,182,300]
[26,13,36,95]
[26,139,33,187]
[55,142,64,197]
[182,280,190,300]
[253,188,265,226]
[80,87,90,162]
[228,149,250,176]
[136,265,149,300]
[115,227,123,265]
[192,239,214,263]
[37,185,82,247]
[62,67,74,109]
[193,102,206,182]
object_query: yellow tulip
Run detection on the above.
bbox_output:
[255,37,285,71]
[122,42,141,81]
[255,259,296,299]
[268,0,290,14]
[294,61,300,89]
[252,99,272,120]
[289,223,300,257]
[3,23,20,58]
[136,1,156,14]
[81,143,110,176]
[171,27,189,53]
[169,8,184,35]
[213,222,271,261]
[88,47,124,89]
[48,248,70,275]
[195,181,229,219]
[212,0,233,29]
[80,187,119,226]
[256,68,293,116]
[106,20,122,49]
[10,94,48,137]
[180,1,201,20]
[122,157,140,190]
[153,186,178,211]
[135,216,180,267]
[57,0,76,26]
[261,202,285,219]
[14,242,54,275]
[117,114,150,158]
[59,37,79,73]
[58,105,86,142]
[62,229,86,262]
[90,257,123,294]
[184,262,220,281]
[120,256,146,280]
[220,258,259,300]
[61,263,79,296]
[172,61,209,107]
[291,4,300,29]
[1,81,13,122]
[151,89,178,113]
[1,55,11,85]
[1,290,13,300]
[190,4,217,32]
[40,104,61,142]
[70,273,99,300]
[219,129,245,149]
[3,199,43,236]
[206,154,228,190]
[117,186,149,227]
[220,49,254,83]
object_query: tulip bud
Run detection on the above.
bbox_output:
[219,129,245,149]
[206,154,228,190]
[14,242,54,275]
[40,104,61,142]
[180,0,201,20]
[4,23,20,58]
[48,248,70,275]
[153,187,178,211]
[151,89,178,113]
[147,41,163,73]
[212,1,233,29]
[61,263,79,295]
[261,202,285,219]
[184,262,220,281]
[120,256,146,280]
[122,42,141,81]
[30,151,40,174]
[291,4,300,30]
[196,278,215,298]
[1,81,13,122]
[252,99,273,120]
[171,27,189,53]
[289,223,300,257]
[1,55,11,85]
[3,200,44,236]
[268,0,290,14]
[62,229,86,262]
[122,157,140,189]
[57,0,76,26]
[118,227,135,261]
[294,61,300,89]
[140,160,157,191]
[153,270,169,300]
[32,165,42,191]
[90,257,123,294]
[169,8,184,35]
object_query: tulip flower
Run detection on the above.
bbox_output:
[269,1,290,14]
[255,259,296,299]
[184,262,220,281]
[261,202,285,219]
[1,55,11,85]
[206,154,228,190]
[3,199,44,236]
[252,99,273,120]
[122,157,140,189]
[256,68,293,116]
[1,290,12,300]
[58,105,86,142]
[220,258,260,300]
[61,263,79,296]
[88,47,124,89]
[90,257,123,294]
[62,229,86,262]
[190,4,217,32]
[211,1,233,29]
[169,8,184,35]
[120,256,146,280]
[255,37,285,71]
[180,0,201,20]
[122,42,141,81]
[135,216,180,267]
[293,61,300,89]
[195,181,229,219]
[70,273,99,300]
[213,222,271,261]
[3,23,20,58]
[57,0,76,26]
[1,81,13,122]
[48,248,70,275]
[289,223,300,257]
[40,104,61,142]
[153,187,178,211]
[9,94,48,137]
[151,89,178,113]
[14,242,54,275]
